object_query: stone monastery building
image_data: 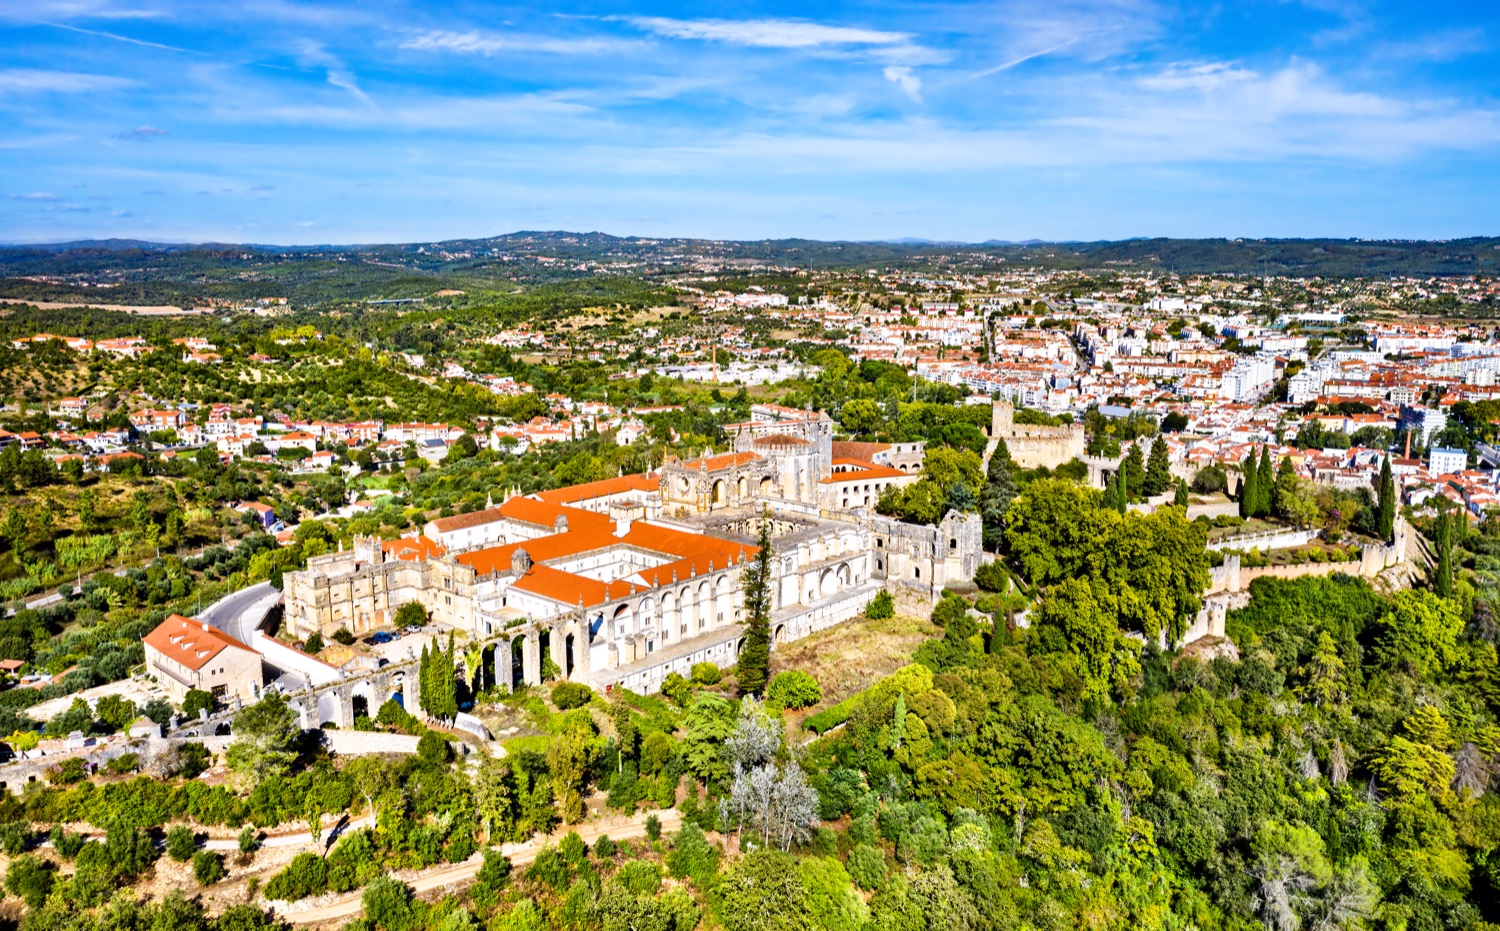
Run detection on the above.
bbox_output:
[284,405,980,695]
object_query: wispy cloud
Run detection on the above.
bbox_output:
[116,125,169,140]
[971,39,1079,78]
[620,17,911,49]
[12,192,60,201]
[295,40,374,108]
[0,68,132,94]
[883,66,922,101]
[401,29,621,56]
[39,20,204,54]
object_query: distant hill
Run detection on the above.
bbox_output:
[0,234,1496,307]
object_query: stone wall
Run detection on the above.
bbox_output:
[990,403,1086,470]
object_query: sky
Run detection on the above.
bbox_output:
[1,0,1498,244]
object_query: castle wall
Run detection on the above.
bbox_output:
[990,402,1086,470]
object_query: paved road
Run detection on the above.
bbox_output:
[278,808,684,926]
[199,580,279,645]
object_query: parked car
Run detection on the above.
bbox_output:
[367,631,394,645]
[403,625,422,634]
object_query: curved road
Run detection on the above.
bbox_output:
[277,809,684,926]
[199,580,279,645]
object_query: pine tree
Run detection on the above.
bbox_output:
[1239,451,1257,519]
[1144,436,1172,498]
[1257,445,1274,517]
[737,515,774,697]
[1378,455,1396,542]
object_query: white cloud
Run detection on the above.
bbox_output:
[0,68,132,94]
[295,41,374,108]
[621,17,911,49]
[883,66,922,101]
[401,29,620,56]
[12,192,60,201]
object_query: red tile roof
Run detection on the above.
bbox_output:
[144,614,257,672]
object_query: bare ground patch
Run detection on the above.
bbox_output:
[769,613,937,708]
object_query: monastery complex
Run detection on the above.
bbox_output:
[284,405,981,694]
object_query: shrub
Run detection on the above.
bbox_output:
[304,632,324,654]
[0,820,31,854]
[640,732,676,775]
[166,824,198,862]
[238,825,259,854]
[551,682,593,711]
[804,696,859,735]
[690,662,721,686]
[666,822,720,884]
[645,814,661,842]
[192,850,226,885]
[661,673,692,707]
[182,689,215,718]
[264,852,328,901]
[49,826,86,860]
[332,627,356,646]
[767,671,822,709]
[48,757,87,785]
[593,835,617,859]
[394,601,429,628]
[105,752,140,775]
[616,859,662,896]
[177,742,212,778]
[865,591,894,620]
[847,844,887,890]
[4,853,54,908]
[973,561,1009,593]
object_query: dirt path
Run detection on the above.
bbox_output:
[276,808,683,926]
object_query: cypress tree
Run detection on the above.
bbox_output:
[1378,456,1396,541]
[1104,473,1120,512]
[418,644,431,717]
[1240,451,1257,519]
[1144,436,1172,497]
[1435,510,1454,599]
[736,515,774,697]
[1174,480,1189,508]
[1257,446,1275,517]
[1122,443,1145,503]
[1115,469,1128,513]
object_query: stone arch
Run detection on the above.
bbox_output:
[759,476,774,496]
[737,475,748,498]
[837,562,851,590]
[564,632,577,678]
[510,634,526,690]
[819,567,835,598]
[712,479,727,506]
[774,623,787,645]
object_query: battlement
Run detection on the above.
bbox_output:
[990,402,1085,470]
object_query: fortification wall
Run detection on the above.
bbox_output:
[990,402,1086,470]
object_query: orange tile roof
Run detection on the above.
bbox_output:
[384,536,446,561]
[144,614,257,672]
[676,451,759,471]
[430,504,508,533]
[510,564,647,608]
[821,460,909,483]
[534,472,661,505]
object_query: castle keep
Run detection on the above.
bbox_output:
[990,401,1086,470]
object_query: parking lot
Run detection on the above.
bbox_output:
[362,623,457,667]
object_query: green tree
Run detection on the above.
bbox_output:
[840,399,883,435]
[713,849,811,931]
[182,689,216,718]
[1377,454,1396,542]
[1257,444,1275,516]
[1240,450,1258,519]
[1376,589,1463,676]
[225,694,301,784]
[1121,442,1145,502]
[1143,436,1172,497]
[4,854,54,908]
[738,515,774,697]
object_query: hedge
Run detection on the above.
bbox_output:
[804,696,860,735]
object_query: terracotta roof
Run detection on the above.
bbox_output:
[676,451,759,471]
[821,460,909,483]
[384,536,446,561]
[510,564,646,608]
[144,614,257,672]
[752,433,810,449]
[533,472,661,505]
[831,440,892,460]
[430,505,508,533]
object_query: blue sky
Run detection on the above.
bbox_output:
[2,0,1498,244]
